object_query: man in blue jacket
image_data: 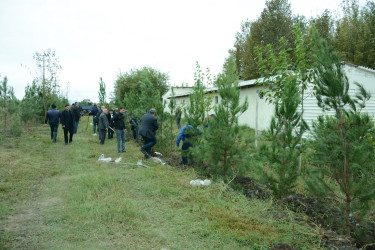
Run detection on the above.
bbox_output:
[138,108,159,159]
[44,104,60,142]
[176,124,201,165]
[61,104,74,145]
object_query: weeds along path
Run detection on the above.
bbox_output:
[0,119,323,249]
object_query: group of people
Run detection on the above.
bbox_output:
[44,102,81,144]
[44,103,160,158]
[45,103,210,164]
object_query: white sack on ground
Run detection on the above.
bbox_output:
[190,179,211,187]
[98,154,122,163]
[151,157,166,165]
[98,154,112,162]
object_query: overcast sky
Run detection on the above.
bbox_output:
[0,0,366,103]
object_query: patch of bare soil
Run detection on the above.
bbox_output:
[233,176,271,200]
[283,194,375,249]
[232,176,375,249]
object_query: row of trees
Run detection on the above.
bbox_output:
[0,50,68,139]
[163,26,373,239]
[234,0,375,80]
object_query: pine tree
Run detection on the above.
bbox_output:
[201,56,249,180]
[307,30,375,236]
[260,75,307,198]
[183,62,210,166]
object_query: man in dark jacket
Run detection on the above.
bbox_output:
[106,109,114,139]
[44,104,60,142]
[98,108,109,145]
[138,108,159,158]
[91,104,99,134]
[61,104,74,145]
[113,107,127,153]
[72,102,81,134]
[95,105,105,137]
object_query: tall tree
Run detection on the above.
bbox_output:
[113,67,169,106]
[261,75,307,198]
[307,30,375,236]
[234,0,295,80]
[0,76,21,136]
[311,10,334,46]
[361,0,375,69]
[33,49,61,117]
[20,80,44,124]
[183,62,212,165]
[0,76,14,132]
[333,0,375,68]
[201,56,249,180]
[98,77,106,106]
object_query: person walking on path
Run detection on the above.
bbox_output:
[72,102,81,134]
[106,109,114,139]
[176,124,201,165]
[91,104,99,135]
[61,104,74,145]
[98,108,109,145]
[138,108,159,159]
[44,104,60,143]
[113,107,127,153]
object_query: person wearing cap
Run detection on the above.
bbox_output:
[44,104,61,142]
[138,108,159,158]
[61,104,74,145]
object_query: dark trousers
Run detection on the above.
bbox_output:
[50,123,58,141]
[108,128,114,139]
[141,136,157,158]
[99,129,107,145]
[63,127,73,144]
[181,142,192,165]
[131,128,138,140]
[73,121,79,134]
[93,120,98,133]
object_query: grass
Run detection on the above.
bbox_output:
[0,118,324,249]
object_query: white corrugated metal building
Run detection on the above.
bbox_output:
[164,62,375,133]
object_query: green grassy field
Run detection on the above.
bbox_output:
[0,119,324,249]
